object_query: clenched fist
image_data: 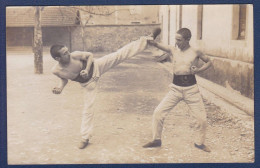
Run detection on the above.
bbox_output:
[191,66,199,75]
[80,70,89,79]
[52,87,62,94]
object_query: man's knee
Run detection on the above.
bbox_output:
[153,108,166,122]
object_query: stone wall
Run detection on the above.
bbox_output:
[71,24,161,52]
[42,27,71,50]
[7,24,160,52]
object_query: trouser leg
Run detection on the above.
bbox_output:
[80,37,149,140]
[184,85,207,145]
[152,84,182,140]
[95,37,149,76]
[80,80,98,140]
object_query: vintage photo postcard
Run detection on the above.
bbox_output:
[3,3,256,167]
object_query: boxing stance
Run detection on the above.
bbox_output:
[51,28,161,149]
[143,28,212,152]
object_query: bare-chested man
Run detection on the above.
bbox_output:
[143,28,212,152]
[50,28,161,149]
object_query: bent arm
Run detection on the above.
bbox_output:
[81,52,93,72]
[197,51,212,73]
[72,51,94,72]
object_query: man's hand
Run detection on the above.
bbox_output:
[191,66,199,74]
[80,70,89,79]
[52,87,62,94]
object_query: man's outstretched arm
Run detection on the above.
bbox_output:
[52,76,68,94]
[148,40,172,53]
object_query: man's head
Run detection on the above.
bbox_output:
[175,28,191,50]
[50,44,70,64]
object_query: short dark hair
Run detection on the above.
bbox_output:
[177,28,192,40]
[50,44,65,59]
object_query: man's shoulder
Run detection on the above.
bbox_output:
[71,51,92,60]
[70,51,84,57]
[190,47,203,55]
[169,46,176,53]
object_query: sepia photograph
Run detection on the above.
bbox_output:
[5,4,254,164]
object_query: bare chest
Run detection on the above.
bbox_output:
[57,59,83,79]
[173,49,198,66]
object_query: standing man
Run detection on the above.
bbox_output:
[50,28,161,149]
[143,28,212,152]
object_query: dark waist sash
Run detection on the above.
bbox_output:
[72,61,94,83]
[173,74,197,87]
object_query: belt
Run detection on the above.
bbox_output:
[173,74,197,87]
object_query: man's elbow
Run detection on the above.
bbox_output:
[207,60,213,68]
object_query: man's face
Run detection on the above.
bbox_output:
[175,33,189,50]
[58,47,70,64]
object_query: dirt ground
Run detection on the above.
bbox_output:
[7,51,254,164]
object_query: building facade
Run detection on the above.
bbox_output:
[159,5,254,99]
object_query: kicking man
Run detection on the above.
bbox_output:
[143,28,212,152]
[50,28,161,149]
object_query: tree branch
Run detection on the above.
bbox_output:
[69,6,129,16]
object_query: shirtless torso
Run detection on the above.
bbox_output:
[170,47,199,75]
[51,47,93,94]
[52,51,91,80]
[149,32,211,77]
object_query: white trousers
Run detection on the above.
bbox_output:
[152,83,207,145]
[79,37,149,140]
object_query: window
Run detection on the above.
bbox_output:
[197,5,203,40]
[75,10,80,25]
[238,4,247,40]
[232,4,247,40]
